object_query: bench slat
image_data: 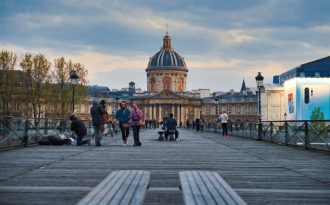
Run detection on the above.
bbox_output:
[100,170,137,204]
[209,171,247,205]
[180,171,247,205]
[192,171,218,205]
[121,171,150,205]
[77,170,150,205]
[205,171,239,205]
[184,171,207,205]
[78,170,128,204]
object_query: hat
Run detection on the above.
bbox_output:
[69,114,77,121]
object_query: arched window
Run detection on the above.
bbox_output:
[178,78,184,92]
[162,76,171,90]
[150,77,156,92]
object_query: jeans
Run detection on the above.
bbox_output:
[93,125,104,143]
[132,125,141,146]
[119,123,130,141]
[221,123,228,136]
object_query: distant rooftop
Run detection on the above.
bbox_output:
[279,56,330,84]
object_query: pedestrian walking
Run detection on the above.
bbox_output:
[153,118,157,129]
[195,119,200,132]
[100,100,114,137]
[200,118,205,133]
[148,119,153,129]
[129,104,143,146]
[115,101,130,146]
[69,115,90,146]
[219,110,229,138]
[90,100,106,146]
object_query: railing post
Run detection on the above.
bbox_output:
[284,121,289,146]
[44,118,48,135]
[61,119,65,133]
[270,122,273,143]
[305,122,309,150]
[214,122,217,133]
[249,123,252,138]
[23,117,28,147]
[257,119,262,141]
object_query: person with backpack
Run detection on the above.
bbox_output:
[115,101,131,146]
[129,104,143,146]
[219,110,229,139]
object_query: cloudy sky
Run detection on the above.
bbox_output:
[1,0,330,92]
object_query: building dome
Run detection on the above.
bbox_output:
[146,33,187,71]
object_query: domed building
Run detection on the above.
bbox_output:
[132,33,202,124]
[146,33,188,92]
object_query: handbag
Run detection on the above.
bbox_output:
[139,119,145,126]
[103,113,109,123]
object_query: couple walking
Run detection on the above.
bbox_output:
[115,101,143,147]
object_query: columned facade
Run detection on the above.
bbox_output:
[133,90,202,124]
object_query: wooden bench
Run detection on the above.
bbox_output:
[77,170,150,205]
[179,171,247,205]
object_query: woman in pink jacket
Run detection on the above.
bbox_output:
[129,104,143,146]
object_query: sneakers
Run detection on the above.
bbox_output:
[122,139,128,146]
[95,141,101,146]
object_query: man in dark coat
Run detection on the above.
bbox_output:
[164,113,179,140]
[90,100,106,146]
[70,115,90,146]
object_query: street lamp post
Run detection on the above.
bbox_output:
[214,98,219,133]
[255,72,264,141]
[70,70,79,113]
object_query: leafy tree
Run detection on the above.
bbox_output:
[20,53,52,124]
[0,50,17,116]
[310,107,326,133]
[51,57,88,118]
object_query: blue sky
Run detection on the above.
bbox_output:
[1,0,330,91]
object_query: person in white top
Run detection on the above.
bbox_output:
[219,111,229,138]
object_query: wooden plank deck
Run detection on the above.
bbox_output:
[0,129,329,205]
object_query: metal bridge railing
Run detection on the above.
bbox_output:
[0,116,95,149]
[204,120,330,151]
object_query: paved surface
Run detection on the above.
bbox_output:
[0,128,329,205]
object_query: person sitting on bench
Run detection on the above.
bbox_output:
[164,113,179,140]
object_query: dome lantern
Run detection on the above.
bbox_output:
[162,33,172,50]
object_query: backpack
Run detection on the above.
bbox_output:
[133,110,139,121]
